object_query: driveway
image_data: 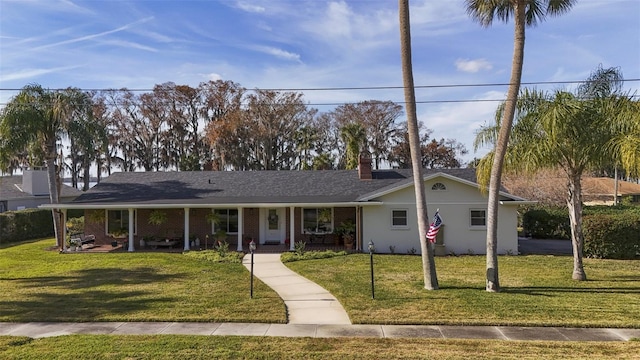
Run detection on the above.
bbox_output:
[518,237,572,255]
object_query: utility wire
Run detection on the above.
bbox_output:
[1,79,638,106]
[0,78,638,93]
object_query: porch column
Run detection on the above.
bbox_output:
[356,206,361,251]
[237,207,243,252]
[127,208,135,252]
[184,208,190,251]
[289,206,295,251]
[61,209,67,251]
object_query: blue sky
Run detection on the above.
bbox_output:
[1,0,639,163]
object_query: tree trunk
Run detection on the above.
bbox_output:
[485,1,526,293]
[399,0,438,290]
[45,155,63,249]
[567,171,587,281]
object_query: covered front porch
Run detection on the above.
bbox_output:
[61,203,369,253]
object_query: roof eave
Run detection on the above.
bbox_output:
[39,201,384,210]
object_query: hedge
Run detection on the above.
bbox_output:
[522,206,571,239]
[0,208,55,244]
[583,213,640,259]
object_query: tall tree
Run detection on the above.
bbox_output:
[339,123,367,169]
[475,66,638,281]
[65,89,103,191]
[389,121,432,169]
[465,0,576,292]
[200,80,245,169]
[331,100,402,169]
[422,138,468,169]
[399,0,438,290]
[0,84,82,248]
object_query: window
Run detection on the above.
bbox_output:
[431,182,447,191]
[470,209,486,227]
[0,201,6,213]
[107,210,136,235]
[303,208,333,234]
[213,209,239,233]
[391,209,408,227]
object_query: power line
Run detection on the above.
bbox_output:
[0,78,638,93]
[1,94,639,107]
[1,79,638,106]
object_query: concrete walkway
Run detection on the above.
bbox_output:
[1,322,638,341]
[242,253,351,325]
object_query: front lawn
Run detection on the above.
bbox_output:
[2,239,639,328]
[0,239,286,323]
[285,253,640,328]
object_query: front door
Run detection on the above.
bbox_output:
[263,208,285,244]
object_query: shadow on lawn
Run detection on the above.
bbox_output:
[503,286,640,296]
[0,267,183,322]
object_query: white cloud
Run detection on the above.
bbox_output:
[455,58,492,73]
[253,45,301,62]
[235,1,265,13]
[103,40,158,52]
[0,65,82,82]
[30,16,154,51]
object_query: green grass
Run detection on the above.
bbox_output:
[1,335,639,359]
[0,239,286,323]
[1,240,639,358]
[285,254,640,328]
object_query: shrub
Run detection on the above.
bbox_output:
[294,240,306,256]
[0,208,54,243]
[583,213,640,259]
[183,249,244,263]
[215,240,230,257]
[522,206,570,239]
[66,216,84,235]
[281,250,347,263]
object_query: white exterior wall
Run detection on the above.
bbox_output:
[362,176,519,255]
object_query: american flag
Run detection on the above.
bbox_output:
[426,211,442,243]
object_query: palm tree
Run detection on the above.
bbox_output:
[0,84,84,249]
[465,0,576,292]
[339,123,367,170]
[475,66,638,281]
[399,0,438,290]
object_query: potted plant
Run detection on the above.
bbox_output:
[147,209,168,247]
[215,229,227,245]
[336,220,356,249]
[111,228,128,239]
[148,209,167,226]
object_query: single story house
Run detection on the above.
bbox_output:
[0,169,82,213]
[582,177,640,206]
[42,155,532,255]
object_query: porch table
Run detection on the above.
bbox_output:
[146,239,180,249]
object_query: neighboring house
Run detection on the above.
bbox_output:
[582,177,640,206]
[0,169,82,213]
[42,155,531,255]
[502,170,640,206]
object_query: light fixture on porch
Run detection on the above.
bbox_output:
[249,239,256,298]
[368,240,375,299]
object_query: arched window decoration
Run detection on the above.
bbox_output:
[431,182,447,191]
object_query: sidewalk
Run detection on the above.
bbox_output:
[242,253,351,325]
[1,322,638,341]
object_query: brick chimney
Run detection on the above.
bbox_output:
[358,151,372,180]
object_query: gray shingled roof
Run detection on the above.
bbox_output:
[0,176,82,200]
[69,168,480,206]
